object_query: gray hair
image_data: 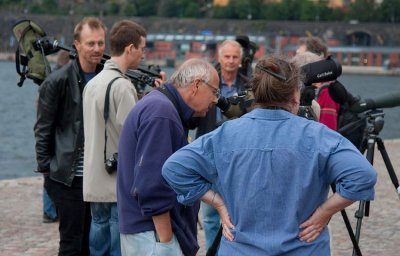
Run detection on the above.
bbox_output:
[292,51,323,67]
[218,39,243,59]
[169,58,214,87]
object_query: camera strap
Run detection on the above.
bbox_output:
[157,86,185,125]
[103,76,123,163]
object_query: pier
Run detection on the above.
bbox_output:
[1,139,399,255]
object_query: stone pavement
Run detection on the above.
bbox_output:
[1,139,399,256]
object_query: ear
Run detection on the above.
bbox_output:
[125,44,133,54]
[191,79,201,95]
[74,40,80,51]
[291,96,300,106]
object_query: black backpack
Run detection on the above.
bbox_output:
[337,103,366,150]
[316,84,366,150]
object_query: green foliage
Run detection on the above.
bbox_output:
[348,0,378,22]
[30,0,59,15]
[261,3,284,20]
[232,0,263,20]
[109,2,120,15]
[183,2,201,18]
[157,0,179,17]
[299,0,317,21]
[212,6,233,19]
[123,3,138,17]
[377,0,400,22]
[0,0,397,22]
[134,0,157,17]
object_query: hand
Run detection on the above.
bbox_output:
[36,168,49,177]
[212,193,235,241]
[154,71,167,88]
[298,206,331,243]
[221,214,235,241]
[201,190,235,241]
[152,212,173,243]
[299,193,354,242]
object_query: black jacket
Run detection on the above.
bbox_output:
[196,71,249,138]
[34,58,102,186]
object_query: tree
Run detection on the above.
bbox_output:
[232,0,263,20]
[261,2,285,20]
[123,2,138,16]
[212,4,236,19]
[134,0,157,16]
[348,0,377,22]
[184,2,201,17]
[30,0,59,14]
[298,0,318,21]
[157,0,177,17]
[377,0,400,22]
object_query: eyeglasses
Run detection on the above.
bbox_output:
[202,80,221,99]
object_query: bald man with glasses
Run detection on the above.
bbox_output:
[117,58,219,256]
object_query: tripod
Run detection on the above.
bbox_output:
[338,109,400,256]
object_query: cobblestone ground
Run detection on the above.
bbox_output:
[1,139,399,256]
[330,139,400,256]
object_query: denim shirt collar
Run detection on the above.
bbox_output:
[244,108,294,121]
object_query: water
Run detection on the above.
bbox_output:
[1,61,39,180]
[1,60,400,180]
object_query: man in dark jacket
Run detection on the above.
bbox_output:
[34,17,106,256]
[195,39,249,253]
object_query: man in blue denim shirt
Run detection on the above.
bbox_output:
[162,55,377,256]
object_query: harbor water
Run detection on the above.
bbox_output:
[1,60,399,180]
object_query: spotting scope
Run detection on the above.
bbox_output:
[328,81,400,113]
[302,56,342,86]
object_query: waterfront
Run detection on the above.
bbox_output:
[1,60,400,180]
[1,139,399,255]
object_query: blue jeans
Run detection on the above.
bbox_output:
[90,202,121,256]
[43,187,57,219]
[201,202,220,252]
[120,231,182,256]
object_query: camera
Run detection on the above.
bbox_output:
[235,35,258,77]
[104,152,118,174]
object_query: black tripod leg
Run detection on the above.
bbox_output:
[376,138,400,197]
[352,200,368,256]
[206,225,223,256]
[331,184,363,256]
[340,209,363,256]
[351,136,376,256]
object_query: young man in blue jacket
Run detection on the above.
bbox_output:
[117,58,219,256]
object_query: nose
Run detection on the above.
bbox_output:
[94,43,102,52]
